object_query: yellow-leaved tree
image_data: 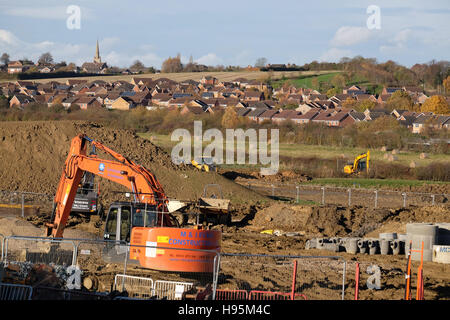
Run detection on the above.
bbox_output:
[421,95,450,114]
[443,76,450,94]
[221,106,239,129]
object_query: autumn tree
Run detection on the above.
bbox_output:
[342,97,357,109]
[221,107,239,129]
[421,95,450,114]
[331,74,346,91]
[354,99,376,112]
[326,87,340,98]
[161,55,183,73]
[385,90,414,111]
[443,76,450,95]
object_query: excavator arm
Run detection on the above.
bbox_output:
[46,134,170,238]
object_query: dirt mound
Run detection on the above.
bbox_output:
[0,121,264,210]
[221,168,312,183]
[366,205,450,237]
[249,203,450,238]
[0,216,95,239]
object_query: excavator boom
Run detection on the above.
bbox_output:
[46,134,169,238]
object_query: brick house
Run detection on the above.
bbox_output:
[110,96,135,110]
[243,91,265,102]
[9,94,35,108]
[7,61,24,74]
[75,96,102,110]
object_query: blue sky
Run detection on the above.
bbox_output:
[0,0,449,68]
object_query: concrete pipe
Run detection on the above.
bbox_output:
[368,239,379,255]
[316,238,325,249]
[358,239,368,254]
[379,233,397,240]
[391,240,405,255]
[398,234,407,241]
[436,223,450,245]
[345,238,359,254]
[305,238,317,250]
[322,242,339,252]
[380,239,391,255]
[329,237,340,244]
[406,223,438,261]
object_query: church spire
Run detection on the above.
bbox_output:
[94,39,101,64]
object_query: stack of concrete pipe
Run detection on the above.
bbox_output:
[305,234,406,256]
[406,223,450,263]
[304,223,450,263]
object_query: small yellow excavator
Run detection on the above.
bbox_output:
[190,157,218,172]
[344,150,370,175]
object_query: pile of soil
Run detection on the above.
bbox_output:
[0,216,96,239]
[249,203,450,238]
[0,121,265,209]
[221,168,312,184]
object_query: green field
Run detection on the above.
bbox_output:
[139,133,449,168]
[271,72,341,89]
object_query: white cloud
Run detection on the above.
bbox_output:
[331,26,373,47]
[0,29,20,46]
[379,28,412,55]
[195,53,223,66]
[320,47,352,62]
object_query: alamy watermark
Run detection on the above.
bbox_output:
[366,5,381,30]
[171,121,279,175]
[66,5,81,30]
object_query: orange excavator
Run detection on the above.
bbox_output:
[45,134,221,273]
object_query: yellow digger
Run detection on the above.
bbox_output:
[344,150,370,175]
[191,157,218,172]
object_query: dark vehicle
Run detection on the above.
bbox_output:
[72,172,101,215]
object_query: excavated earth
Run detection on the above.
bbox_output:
[0,120,449,300]
[0,120,264,205]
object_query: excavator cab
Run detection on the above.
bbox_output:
[103,202,171,242]
[102,201,181,264]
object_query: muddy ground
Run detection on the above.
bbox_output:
[1,201,448,300]
[0,121,263,205]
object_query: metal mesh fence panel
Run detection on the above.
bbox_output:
[243,182,449,208]
[153,279,194,300]
[123,243,219,300]
[293,257,346,300]
[0,191,53,218]
[217,254,295,298]
[3,236,76,266]
[0,283,33,300]
[0,233,4,261]
[113,274,154,299]
[217,254,346,300]
[344,260,407,300]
